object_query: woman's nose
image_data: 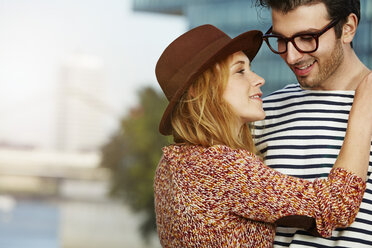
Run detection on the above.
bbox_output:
[252,72,265,87]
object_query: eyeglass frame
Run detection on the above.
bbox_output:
[262,18,341,54]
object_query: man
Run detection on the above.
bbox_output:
[254,0,372,247]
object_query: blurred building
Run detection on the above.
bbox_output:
[132,0,372,95]
[56,53,107,152]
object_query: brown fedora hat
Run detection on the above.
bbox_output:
[156,24,263,135]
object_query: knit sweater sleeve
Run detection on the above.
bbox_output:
[214,146,366,238]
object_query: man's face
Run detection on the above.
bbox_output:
[271,3,344,90]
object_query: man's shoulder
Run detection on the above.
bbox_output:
[262,83,355,105]
[263,83,301,102]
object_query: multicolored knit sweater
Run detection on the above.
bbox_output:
[154,144,366,248]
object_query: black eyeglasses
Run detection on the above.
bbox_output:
[262,19,340,54]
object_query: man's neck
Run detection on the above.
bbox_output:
[320,50,370,91]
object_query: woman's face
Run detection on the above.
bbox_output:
[222,51,265,126]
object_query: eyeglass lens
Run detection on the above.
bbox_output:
[268,35,317,53]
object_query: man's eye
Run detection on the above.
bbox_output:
[238,69,245,74]
[298,35,314,42]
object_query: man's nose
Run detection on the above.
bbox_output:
[283,41,304,65]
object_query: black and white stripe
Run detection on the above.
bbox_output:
[254,83,372,248]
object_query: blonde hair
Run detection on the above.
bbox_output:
[171,56,258,154]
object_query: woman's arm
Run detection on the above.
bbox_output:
[222,152,365,238]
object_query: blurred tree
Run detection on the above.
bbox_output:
[100,86,171,239]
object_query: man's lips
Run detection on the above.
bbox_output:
[293,61,316,76]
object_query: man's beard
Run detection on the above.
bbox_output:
[297,40,344,89]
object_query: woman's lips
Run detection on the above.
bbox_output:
[249,93,263,102]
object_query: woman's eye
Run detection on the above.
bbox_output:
[238,69,245,74]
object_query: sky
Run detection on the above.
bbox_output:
[0,0,186,149]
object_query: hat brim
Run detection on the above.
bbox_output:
[159,29,263,135]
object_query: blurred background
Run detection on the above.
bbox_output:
[0,0,371,247]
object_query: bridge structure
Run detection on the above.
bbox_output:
[0,148,109,200]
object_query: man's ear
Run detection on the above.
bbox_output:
[342,13,358,44]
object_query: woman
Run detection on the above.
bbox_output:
[154,24,372,247]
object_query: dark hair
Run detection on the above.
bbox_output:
[256,0,361,38]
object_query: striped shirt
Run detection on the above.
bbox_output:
[254,83,372,247]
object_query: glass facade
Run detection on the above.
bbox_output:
[134,0,372,95]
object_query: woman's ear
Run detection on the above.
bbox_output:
[342,13,358,44]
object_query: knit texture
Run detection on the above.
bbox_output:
[154,144,366,247]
